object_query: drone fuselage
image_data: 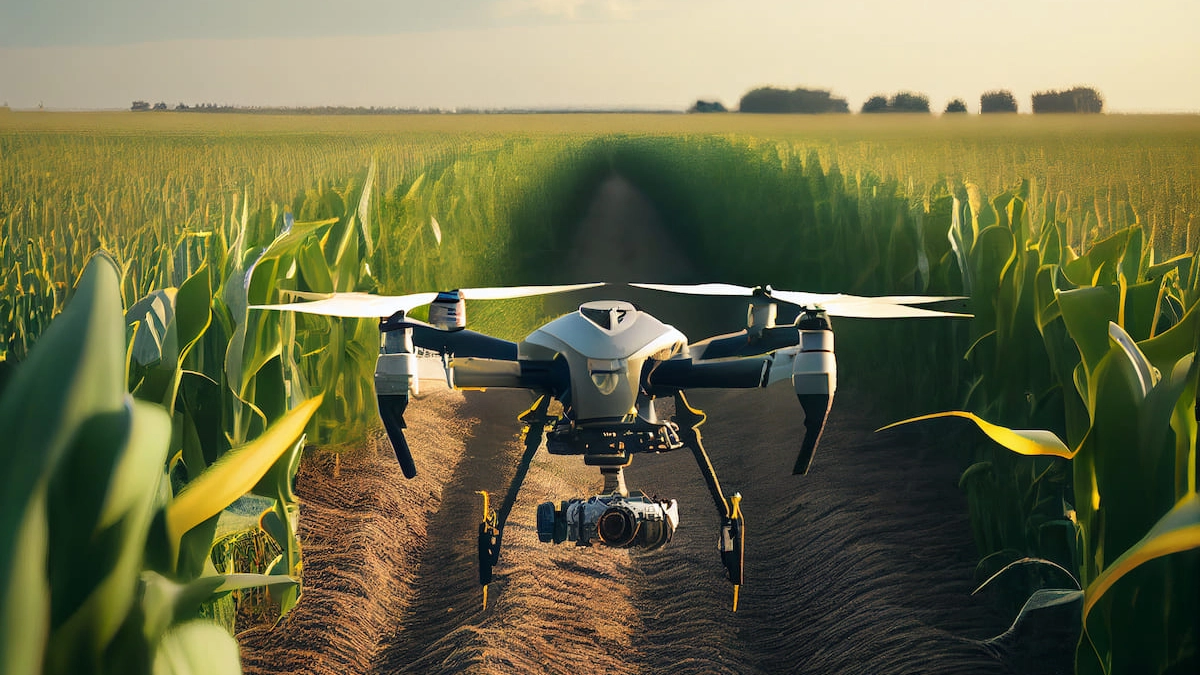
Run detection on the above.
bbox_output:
[520,300,686,424]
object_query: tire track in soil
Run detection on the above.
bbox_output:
[373,389,647,675]
[624,388,1010,674]
[238,389,475,675]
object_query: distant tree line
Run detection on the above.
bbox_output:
[980,90,1019,113]
[944,99,968,113]
[860,91,930,113]
[688,100,727,113]
[131,101,459,114]
[689,85,1104,115]
[736,87,850,114]
[1032,86,1104,113]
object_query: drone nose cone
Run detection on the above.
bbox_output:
[578,300,638,332]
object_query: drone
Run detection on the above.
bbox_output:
[255,282,968,610]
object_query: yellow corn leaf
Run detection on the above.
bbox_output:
[1083,492,1200,620]
[166,394,323,544]
[877,411,1074,459]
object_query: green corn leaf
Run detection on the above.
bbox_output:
[141,570,298,644]
[259,218,336,263]
[173,265,212,372]
[1122,278,1162,342]
[1083,492,1200,620]
[1139,299,1199,375]
[1058,285,1121,377]
[251,432,303,502]
[152,620,243,675]
[127,289,179,368]
[357,159,376,257]
[878,411,1074,458]
[166,394,322,546]
[1171,356,1198,498]
[45,399,171,675]
[972,557,1081,595]
[295,239,333,294]
[1,252,127,675]
[1107,322,1156,397]
[1146,253,1193,282]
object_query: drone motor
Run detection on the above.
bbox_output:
[429,290,466,330]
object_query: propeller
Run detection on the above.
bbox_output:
[628,283,971,319]
[251,282,606,318]
[255,282,603,478]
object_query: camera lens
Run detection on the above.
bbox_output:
[597,506,637,547]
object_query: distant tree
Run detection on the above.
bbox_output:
[152,101,168,111]
[739,86,850,113]
[861,92,930,113]
[1032,86,1104,113]
[175,102,190,111]
[131,101,150,111]
[944,98,968,113]
[689,99,727,113]
[981,90,1018,113]
[890,91,930,113]
[861,95,889,113]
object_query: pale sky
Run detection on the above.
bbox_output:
[1,0,1197,113]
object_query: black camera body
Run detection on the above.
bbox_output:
[536,493,679,550]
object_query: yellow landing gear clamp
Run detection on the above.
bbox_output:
[476,490,499,609]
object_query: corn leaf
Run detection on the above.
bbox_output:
[166,394,322,544]
[1083,492,1200,620]
[152,620,243,675]
[878,411,1074,459]
[1,253,127,675]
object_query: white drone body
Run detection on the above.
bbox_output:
[519,300,688,423]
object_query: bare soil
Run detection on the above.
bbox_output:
[239,176,1016,674]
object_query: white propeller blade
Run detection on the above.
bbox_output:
[631,282,759,297]
[251,282,605,318]
[819,303,971,319]
[629,283,971,319]
[252,291,440,318]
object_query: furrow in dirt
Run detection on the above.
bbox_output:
[238,390,474,675]
[623,387,1009,675]
[374,390,646,675]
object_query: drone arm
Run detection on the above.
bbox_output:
[644,357,770,393]
[690,326,801,361]
[384,318,519,360]
[650,319,837,476]
[448,357,569,396]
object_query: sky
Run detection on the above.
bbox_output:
[1,0,1197,113]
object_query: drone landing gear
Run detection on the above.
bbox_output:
[476,395,553,609]
[674,391,745,612]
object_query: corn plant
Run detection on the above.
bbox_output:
[886,186,1199,672]
[0,253,320,675]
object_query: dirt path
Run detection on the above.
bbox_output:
[239,175,1015,674]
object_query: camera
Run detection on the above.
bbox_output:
[536,493,679,550]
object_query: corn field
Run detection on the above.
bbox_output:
[1,112,1197,674]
